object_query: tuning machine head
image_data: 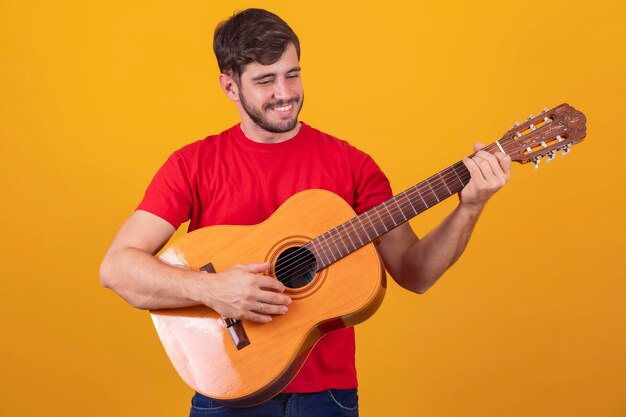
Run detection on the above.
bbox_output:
[530,155,541,170]
[561,143,573,157]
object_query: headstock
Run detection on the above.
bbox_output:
[496,103,587,169]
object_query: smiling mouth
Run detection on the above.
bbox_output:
[266,98,298,113]
[273,103,293,112]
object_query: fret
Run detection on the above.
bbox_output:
[449,165,465,189]
[438,172,452,195]
[341,223,356,251]
[349,217,365,246]
[452,163,470,187]
[426,178,440,202]
[382,201,398,226]
[413,185,429,209]
[402,191,418,215]
[320,233,338,263]
[328,227,348,257]
[313,239,331,266]
[356,217,370,241]
[445,168,462,192]
[363,210,378,238]
[395,194,409,221]
[373,206,387,233]
[324,236,338,263]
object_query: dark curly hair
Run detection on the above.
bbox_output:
[213,8,301,82]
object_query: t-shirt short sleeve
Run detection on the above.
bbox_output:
[136,151,194,229]
[351,152,393,215]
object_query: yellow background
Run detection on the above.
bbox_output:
[1,1,625,416]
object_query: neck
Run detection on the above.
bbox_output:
[239,118,302,144]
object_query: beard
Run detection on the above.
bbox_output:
[239,91,303,134]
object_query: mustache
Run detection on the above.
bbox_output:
[264,97,299,111]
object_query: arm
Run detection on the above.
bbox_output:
[99,210,291,323]
[376,143,511,293]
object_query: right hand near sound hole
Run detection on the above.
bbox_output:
[204,262,292,323]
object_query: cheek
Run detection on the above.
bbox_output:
[291,82,303,97]
[254,91,274,106]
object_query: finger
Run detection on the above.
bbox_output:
[243,311,273,324]
[257,290,292,306]
[494,152,512,180]
[473,142,485,153]
[238,262,270,274]
[257,275,287,293]
[253,301,288,315]
[462,157,486,184]
[474,151,502,181]
[476,150,509,185]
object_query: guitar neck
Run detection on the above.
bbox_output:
[306,142,502,270]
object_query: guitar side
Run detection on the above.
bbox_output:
[150,189,386,406]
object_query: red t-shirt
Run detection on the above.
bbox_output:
[137,122,392,392]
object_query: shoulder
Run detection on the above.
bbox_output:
[174,125,238,158]
[300,122,373,161]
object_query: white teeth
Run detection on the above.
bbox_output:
[273,104,292,112]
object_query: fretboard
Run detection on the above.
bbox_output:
[304,143,500,270]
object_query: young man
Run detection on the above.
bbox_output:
[100,8,511,417]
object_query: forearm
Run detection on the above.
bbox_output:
[399,202,483,293]
[100,247,206,310]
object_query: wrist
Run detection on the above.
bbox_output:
[181,268,216,308]
[456,200,485,221]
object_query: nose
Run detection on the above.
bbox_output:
[273,78,289,100]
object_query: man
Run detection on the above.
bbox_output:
[100,8,511,417]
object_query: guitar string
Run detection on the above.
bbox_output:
[273,170,472,282]
[272,166,474,278]
[272,140,514,278]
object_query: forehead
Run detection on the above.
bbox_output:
[240,43,300,80]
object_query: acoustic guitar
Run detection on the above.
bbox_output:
[151,103,586,406]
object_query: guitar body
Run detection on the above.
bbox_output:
[150,189,386,407]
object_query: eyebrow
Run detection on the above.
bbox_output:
[250,66,301,81]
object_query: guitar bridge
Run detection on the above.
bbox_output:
[200,262,251,350]
[223,318,251,350]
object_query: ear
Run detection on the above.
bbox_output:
[219,73,240,102]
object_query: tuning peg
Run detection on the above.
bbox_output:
[546,150,556,163]
[543,107,549,112]
[533,157,540,170]
[528,114,534,120]
[556,135,563,142]
[561,143,572,157]
[513,121,520,128]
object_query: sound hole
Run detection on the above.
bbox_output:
[275,246,317,289]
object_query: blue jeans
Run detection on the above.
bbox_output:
[189,389,359,417]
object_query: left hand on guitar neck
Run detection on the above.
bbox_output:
[460,142,512,214]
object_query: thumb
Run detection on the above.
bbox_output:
[473,142,485,153]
